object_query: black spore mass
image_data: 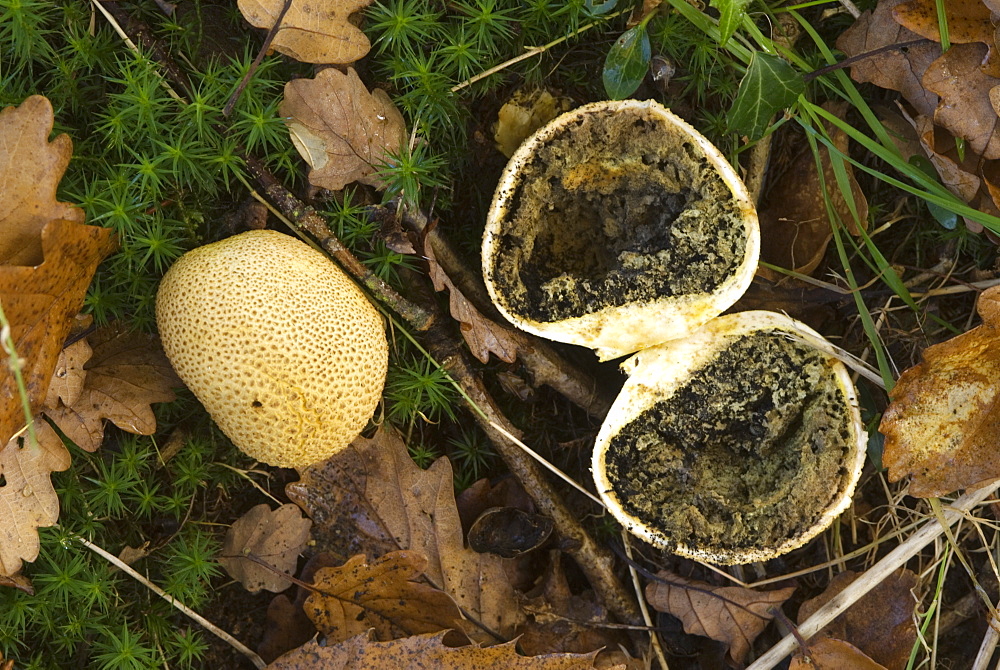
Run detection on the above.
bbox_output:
[603,330,853,551]
[490,108,747,323]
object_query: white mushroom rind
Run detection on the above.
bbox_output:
[591,311,868,564]
[482,99,760,360]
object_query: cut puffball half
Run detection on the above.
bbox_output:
[482,99,760,361]
[592,311,867,564]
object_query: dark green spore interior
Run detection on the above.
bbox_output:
[603,330,853,551]
[490,108,747,323]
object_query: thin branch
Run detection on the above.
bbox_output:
[224,0,294,117]
[803,38,933,82]
[74,533,267,669]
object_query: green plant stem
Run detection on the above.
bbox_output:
[451,8,628,92]
[0,298,38,449]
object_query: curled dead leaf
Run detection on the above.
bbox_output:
[42,323,180,452]
[219,503,312,593]
[288,428,526,642]
[645,570,795,664]
[880,285,1000,497]
[0,95,85,266]
[790,637,888,670]
[797,569,917,670]
[835,0,939,117]
[921,43,1000,160]
[0,219,117,447]
[758,102,869,278]
[0,420,71,576]
[425,237,519,364]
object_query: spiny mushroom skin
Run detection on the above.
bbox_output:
[482,99,759,361]
[591,311,867,564]
[156,230,388,468]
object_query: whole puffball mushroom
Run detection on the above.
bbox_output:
[155,230,388,468]
[591,311,867,564]
[482,99,760,361]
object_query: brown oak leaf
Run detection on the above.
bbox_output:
[425,238,518,363]
[0,95,85,266]
[268,631,612,670]
[288,427,525,642]
[280,68,406,191]
[880,285,1000,497]
[219,503,312,593]
[790,637,888,670]
[0,219,117,446]
[43,337,92,409]
[515,552,628,661]
[921,43,1000,160]
[0,420,71,576]
[237,0,373,64]
[835,0,940,117]
[304,550,465,644]
[42,323,180,452]
[645,570,795,664]
[796,569,917,670]
[893,0,993,46]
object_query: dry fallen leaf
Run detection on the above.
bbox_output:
[516,552,628,661]
[219,503,312,593]
[259,553,340,663]
[880,285,1000,497]
[0,95,85,266]
[758,102,869,277]
[288,427,525,642]
[425,238,519,364]
[797,569,917,670]
[836,0,940,117]
[645,570,795,664]
[280,68,406,191]
[304,550,465,644]
[43,338,92,409]
[789,637,888,670]
[237,0,373,64]
[0,420,71,576]
[268,631,612,670]
[0,219,117,447]
[893,0,993,46]
[921,43,1000,160]
[42,322,180,452]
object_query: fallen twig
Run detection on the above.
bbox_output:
[422,315,643,628]
[74,533,267,669]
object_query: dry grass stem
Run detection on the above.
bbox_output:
[747,481,1000,669]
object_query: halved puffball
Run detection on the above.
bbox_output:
[592,311,867,564]
[156,230,388,468]
[482,99,759,361]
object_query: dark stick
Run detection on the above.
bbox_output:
[803,38,933,82]
[223,0,295,117]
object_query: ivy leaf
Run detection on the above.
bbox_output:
[712,0,752,45]
[729,52,804,140]
[586,0,618,14]
[603,23,651,100]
